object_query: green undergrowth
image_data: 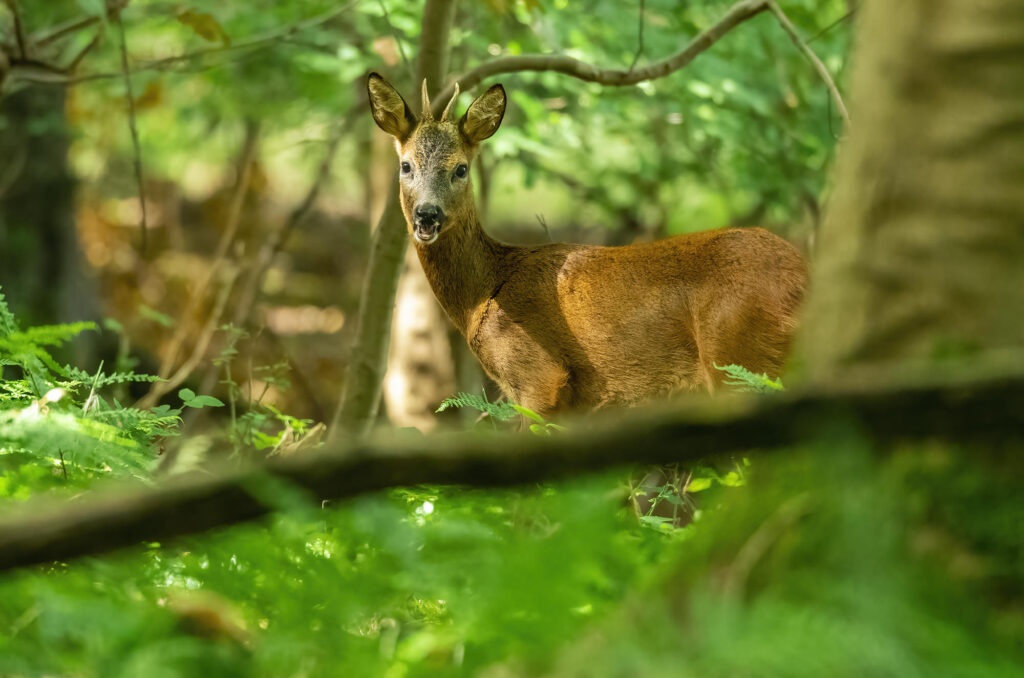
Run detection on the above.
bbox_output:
[0,290,1021,676]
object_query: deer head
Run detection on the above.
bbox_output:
[367,73,506,244]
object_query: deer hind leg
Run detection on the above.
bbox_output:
[691,323,719,395]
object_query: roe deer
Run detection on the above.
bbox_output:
[367,73,807,417]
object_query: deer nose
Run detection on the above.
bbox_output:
[414,204,446,226]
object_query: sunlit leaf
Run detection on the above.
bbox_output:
[175,8,232,46]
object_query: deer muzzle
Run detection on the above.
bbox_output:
[413,204,446,244]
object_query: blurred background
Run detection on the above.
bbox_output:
[0,0,848,434]
[3,3,1024,677]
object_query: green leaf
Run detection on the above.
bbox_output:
[511,404,546,424]
[187,395,224,408]
[719,471,744,487]
[638,515,674,531]
[435,392,519,421]
[76,0,107,19]
[176,8,232,46]
[687,477,713,493]
[178,388,196,402]
[528,423,550,436]
[139,305,175,328]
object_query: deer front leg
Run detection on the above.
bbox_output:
[471,313,572,419]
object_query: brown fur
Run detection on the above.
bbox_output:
[368,74,807,417]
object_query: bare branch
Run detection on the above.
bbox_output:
[115,8,148,253]
[136,121,262,409]
[30,0,128,46]
[4,0,27,59]
[435,0,770,105]
[807,3,857,44]
[0,366,1022,572]
[765,1,850,126]
[31,15,100,47]
[44,1,359,86]
[628,0,646,73]
[434,0,850,131]
[229,113,352,330]
[154,266,241,400]
[376,0,414,82]
[66,29,101,71]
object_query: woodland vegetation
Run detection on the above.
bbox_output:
[0,1,1022,676]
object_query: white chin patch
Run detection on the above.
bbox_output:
[414,231,439,244]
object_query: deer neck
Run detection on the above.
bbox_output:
[413,207,506,336]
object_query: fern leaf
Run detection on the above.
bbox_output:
[436,392,519,421]
[21,322,97,347]
[0,286,18,338]
[62,364,162,389]
[714,363,784,394]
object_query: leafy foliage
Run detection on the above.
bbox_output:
[437,391,520,421]
[1,3,1020,677]
[0,288,183,478]
[715,362,786,393]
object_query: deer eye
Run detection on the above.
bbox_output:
[400,161,412,174]
[454,164,468,179]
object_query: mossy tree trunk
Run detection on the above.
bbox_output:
[332,0,459,438]
[797,0,1024,376]
[0,85,98,363]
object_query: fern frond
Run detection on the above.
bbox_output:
[0,286,18,338]
[20,322,97,347]
[436,392,519,421]
[714,363,784,394]
[62,365,162,389]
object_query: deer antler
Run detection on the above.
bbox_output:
[420,78,433,121]
[440,82,460,122]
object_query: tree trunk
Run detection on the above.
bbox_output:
[797,0,1024,377]
[0,85,98,362]
[383,246,456,432]
[332,0,459,439]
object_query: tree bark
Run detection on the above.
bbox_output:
[797,0,1024,376]
[332,0,459,439]
[332,185,407,437]
[0,85,98,363]
[1,365,1022,572]
[383,246,457,432]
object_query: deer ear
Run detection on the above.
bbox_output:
[459,84,506,145]
[367,73,417,140]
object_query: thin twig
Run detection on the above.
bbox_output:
[535,214,552,241]
[628,0,646,73]
[719,493,811,596]
[147,266,241,404]
[45,1,359,86]
[57,449,67,480]
[137,122,261,408]
[765,1,850,126]
[807,3,857,44]
[66,30,102,71]
[434,0,771,106]
[32,15,99,47]
[114,9,148,253]
[31,0,128,46]
[189,115,348,420]
[229,113,351,329]
[4,0,27,59]
[377,0,414,82]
